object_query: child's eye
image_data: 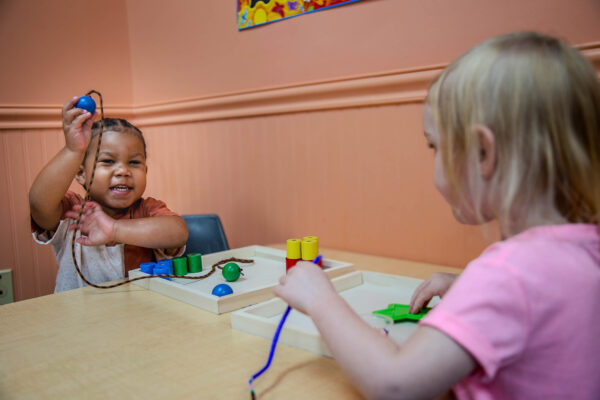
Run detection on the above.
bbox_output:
[99,159,114,164]
[129,160,142,165]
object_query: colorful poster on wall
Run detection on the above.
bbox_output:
[238,0,362,30]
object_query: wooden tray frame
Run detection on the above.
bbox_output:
[231,270,432,356]
[128,246,355,314]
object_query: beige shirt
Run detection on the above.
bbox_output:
[33,219,184,292]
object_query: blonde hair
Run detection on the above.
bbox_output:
[427,32,600,235]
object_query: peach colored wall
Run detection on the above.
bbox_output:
[141,105,497,264]
[125,0,600,105]
[1,0,599,301]
[0,0,133,106]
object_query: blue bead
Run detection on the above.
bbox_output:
[153,263,171,280]
[75,95,96,114]
[140,262,155,274]
[157,259,174,275]
[212,283,233,297]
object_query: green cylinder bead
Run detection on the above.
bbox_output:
[187,253,203,273]
[222,262,241,282]
[173,257,188,276]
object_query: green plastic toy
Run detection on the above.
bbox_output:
[372,304,431,323]
[222,262,241,282]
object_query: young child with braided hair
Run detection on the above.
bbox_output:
[29,97,188,292]
[274,32,600,399]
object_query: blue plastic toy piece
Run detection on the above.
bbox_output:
[75,95,96,114]
[156,259,173,274]
[154,259,173,280]
[140,262,155,274]
[212,283,233,297]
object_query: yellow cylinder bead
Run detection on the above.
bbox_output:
[287,238,302,259]
[302,236,319,245]
[301,239,318,261]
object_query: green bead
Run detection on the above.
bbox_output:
[187,253,203,273]
[173,257,188,276]
[222,262,241,282]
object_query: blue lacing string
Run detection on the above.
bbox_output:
[248,254,322,399]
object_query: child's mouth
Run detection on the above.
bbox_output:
[110,185,133,195]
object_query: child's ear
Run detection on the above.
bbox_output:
[476,125,497,180]
[75,165,87,189]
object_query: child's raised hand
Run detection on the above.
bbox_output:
[273,261,337,315]
[66,201,117,246]
[62,97,96,153]
[409,272,458,313]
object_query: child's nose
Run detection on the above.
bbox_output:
[114,163,131,176]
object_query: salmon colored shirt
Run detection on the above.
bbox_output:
[64,191,184,271]
[32,191,184,291]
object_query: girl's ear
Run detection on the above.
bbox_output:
[75,165,87,189]
[476,125,497,180]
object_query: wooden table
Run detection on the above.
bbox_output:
[0,247,461,399]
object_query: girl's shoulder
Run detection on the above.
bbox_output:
[467,223,600,294]
[478,223,599,264]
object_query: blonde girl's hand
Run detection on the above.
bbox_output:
[66,202,117,246]
[62,97,96,153]
[409,272,458,314]
[273,261,338,315]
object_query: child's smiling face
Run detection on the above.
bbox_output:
[77,130,147,217]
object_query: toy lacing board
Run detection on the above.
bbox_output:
[128,246,354,314]
[231,270,439,357]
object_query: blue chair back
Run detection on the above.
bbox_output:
[182,214,229,256]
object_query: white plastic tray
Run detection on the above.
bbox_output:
[128,245,355,314]
[231,270,439,356]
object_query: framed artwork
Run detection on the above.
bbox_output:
[238,0,363,30]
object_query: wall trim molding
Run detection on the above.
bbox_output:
[2,43,599,130]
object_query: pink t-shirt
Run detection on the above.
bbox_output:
[421,224,600,400]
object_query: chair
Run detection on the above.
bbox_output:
[181,214,230,256]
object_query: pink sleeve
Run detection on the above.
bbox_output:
[420,256,530,381]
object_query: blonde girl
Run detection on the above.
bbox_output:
[274,32,600,399]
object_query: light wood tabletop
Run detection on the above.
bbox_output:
[0,247,461,400]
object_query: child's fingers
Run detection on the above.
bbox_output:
[65,211,79,220]
[272,283,289,305]
[409,281,432,313]
[83,201,100,211]
[82,112,97,130]
[410,280,429,307]
[410,291,433,314]
[72,111,92,127]
[62,96,79,115]
[76,236,93,246]
[66,202,91,214]
[63,107,87,126]
[272,283,283,297]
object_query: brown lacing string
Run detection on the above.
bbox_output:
[69,90,252,289]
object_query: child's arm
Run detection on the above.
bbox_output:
[66,201,188,249]
[274,263,476,400]
[29,97,95,230]
[409,272,458,314]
